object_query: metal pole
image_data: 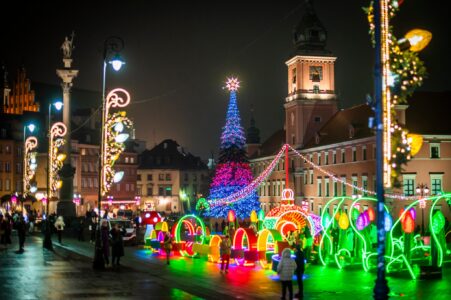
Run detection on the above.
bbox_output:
[22,126,26,214]
[373,0,390,298]
[93,56,107,270]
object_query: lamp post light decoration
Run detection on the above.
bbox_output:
[103,108,133,195]
[416,183,429,236]
[94,36,129,270]
[23,135,38,199]
[48,122,67,204]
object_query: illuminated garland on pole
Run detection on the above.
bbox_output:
[100,88,133,196]
[103,111,133,194]
[364,0,431,187]
[24,136,38,197]
[49,122,67,198]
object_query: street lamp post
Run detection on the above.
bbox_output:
[23,124,38,214]
[93,36,126,270]
[416,183,429,236]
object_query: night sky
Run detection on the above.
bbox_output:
[2,0,449,160]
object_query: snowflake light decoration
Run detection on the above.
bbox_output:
[225,77,240,92]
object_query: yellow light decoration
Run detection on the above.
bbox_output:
[56,180,63,189]
[250,210,258,223]
[57,153,67,161]
[407,133,423,156]
[338,212,349,230]
[404,29,432,52]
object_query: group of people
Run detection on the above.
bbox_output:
[98,219,125,268]
[0,213,27,253]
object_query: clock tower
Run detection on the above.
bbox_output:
[284,0,338,148]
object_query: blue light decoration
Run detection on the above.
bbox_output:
[205,77,260,219]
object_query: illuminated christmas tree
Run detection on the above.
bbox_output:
[206,77,260,219]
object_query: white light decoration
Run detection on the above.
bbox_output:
[145,213,150,218]
[114,122,124,132]
[30,186,38,193]
[30,163,37,171]
[27,124,36,133]
[54,101,63,111]
[113,171,124,183]
[225,77,240,92]
[115,133,129,143]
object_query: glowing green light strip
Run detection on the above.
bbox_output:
[334,248,352,270]
[174,214,207,257]
[319,197,347,266]
[430,195,448,267]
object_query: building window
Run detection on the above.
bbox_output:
[333,151,336,164]
[352,177,358,195]
[5,145,11,153]
[317,178,322,197]
[309,66,323,82]
[317,154,321,166]
[130,157,134,163]
[5,179,10,191]
[430,143,440,159]
[310,171,314,184]
[94,178,98,188]
[310,154,313,162]
[430,174,443,195]
[16,163,22,174]
[125,183,130,192]
[166,186,172,196]
[403,174,416,196]
[184,173,189,181]
[333,181,338,197]
[352,147,357,162]
[304,173,307,185]
[0,179,2,191]
[325,179,330,197]
[363,147,367,160]
[341,150,345,163]
[166,174,171,181]
[147,174,153,181]
[319,205,322,216]
[159,174,164,181]
[125,157,129,163]
[341,177,346,196]
[147,186,153,196]
[193,174,197,182]
[137,174,141,181]
[362,176,368,196]
[325,153,329,165]
[158,186,164,196]
[5,162,11,173]
[314,116,321,123]
[116,184,121,192]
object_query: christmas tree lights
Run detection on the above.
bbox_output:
[206,77,260,218]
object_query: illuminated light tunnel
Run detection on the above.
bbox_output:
[173,214,206,257]
[257,229,282,269]
[232,227,258,266]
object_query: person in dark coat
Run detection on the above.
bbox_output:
[17,216,27,253]
[100,220,110,265]
[163,231,173,265]
[78,219,85,241]
[294,241,306,299]
[111,224,124,267]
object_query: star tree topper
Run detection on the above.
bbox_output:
[225,77,240,92]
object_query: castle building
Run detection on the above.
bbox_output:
[248,1,451,228]
[137,139,209,214]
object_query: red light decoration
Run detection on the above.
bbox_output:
[228,210,236,223]
[399,208,405,222]
[367,207,375,222]
[402,211,415,233]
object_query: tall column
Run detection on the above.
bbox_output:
[56,51,79,217]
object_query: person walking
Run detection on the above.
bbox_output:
[90,217,97,243]
[111,224,124,268]
[54,216,65,243]
[101,220,110,266]
[78,219,85,241]
[219,235,232,273]
[163,231,173,265]
[17,216,27,253]
[294,242,305,299]
[277,248,297,300]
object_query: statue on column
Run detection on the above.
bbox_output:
[61,32,75,59]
